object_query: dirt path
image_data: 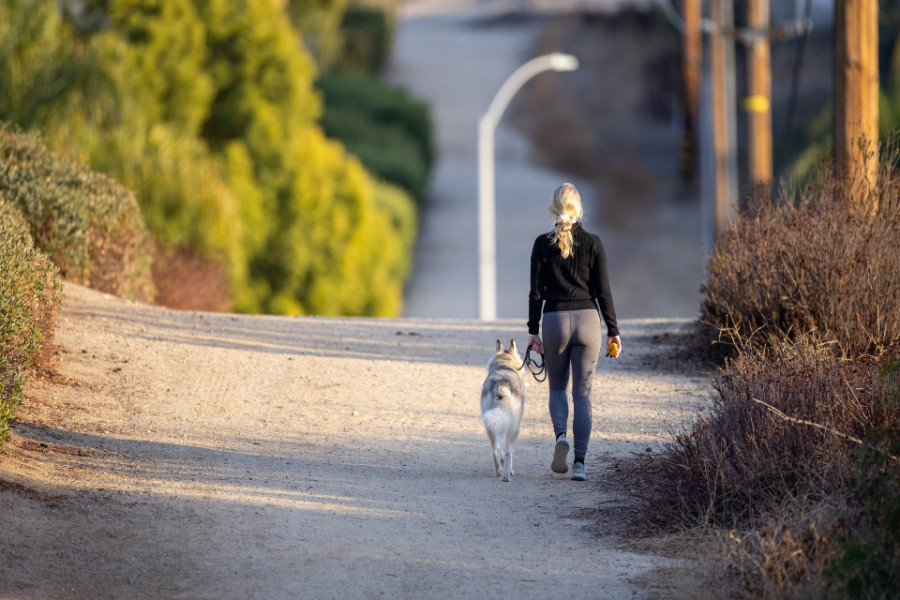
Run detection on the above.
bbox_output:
[1,284,709,599]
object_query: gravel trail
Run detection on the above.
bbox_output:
[1,284,710,599]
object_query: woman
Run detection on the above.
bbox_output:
[527,183,620,481]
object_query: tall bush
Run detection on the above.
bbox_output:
[286,0,349,69]
[193,0,414,315]
[334,3,394,74]
[0,0,418,316]
[701,169,900,357]
[317,71,432,201]
[649,149,900,596]
[0,202,60,446]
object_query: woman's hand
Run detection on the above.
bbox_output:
[528,334,543,355]
[607,335,621,358]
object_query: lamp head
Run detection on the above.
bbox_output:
[548,52,579,72]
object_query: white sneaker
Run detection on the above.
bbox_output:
[571,462,587,481]
[551,437,569,473]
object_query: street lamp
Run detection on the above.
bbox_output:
[477,52,579,321]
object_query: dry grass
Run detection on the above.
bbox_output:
[625,342,900,598]
[702,159,900,359]
[625,151,900,598]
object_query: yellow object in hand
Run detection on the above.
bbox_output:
[607,341,620,358]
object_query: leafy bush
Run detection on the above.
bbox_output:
[251,129,415,316]
[286,0,349,69]
[0,123,153,301]
[827,359,900,600]
[334,3,394,74]
[0,202,60,447]
[373,178,417,278]
[701,168,900,358]
[317,71,433,200]
[0,0,419,316]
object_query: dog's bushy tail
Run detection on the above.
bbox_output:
[482,406,510,431]
[482,384,512,436]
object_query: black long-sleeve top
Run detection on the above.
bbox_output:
[527,223,619,337]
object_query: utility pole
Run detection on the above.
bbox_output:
[745,0,773,186]
[707,0,737,242]
[834,0,879,205]
[680,0,702,182]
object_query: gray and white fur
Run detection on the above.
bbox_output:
[480,340,525,482]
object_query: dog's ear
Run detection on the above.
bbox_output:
[496,339,503,353]
[509,339,517,354]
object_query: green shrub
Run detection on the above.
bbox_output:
[0,123,153,301]
[252,128,415,316]
[373,178,417,279]
[701,167,900,358]
[335,4,393,74]
[1,0,418,317]
[827,359,900,600]
[317,71,432,163]
[317,71,433,201]
[0,201,60,447]
[286,0,349,69]
[322,105,429,199]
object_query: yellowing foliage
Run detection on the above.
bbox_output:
[0,0,418,316]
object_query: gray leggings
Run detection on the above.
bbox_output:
[542,309,603,463]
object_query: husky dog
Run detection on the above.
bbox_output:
[480,340,525,482]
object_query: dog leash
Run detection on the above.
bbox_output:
[521,344,547,383]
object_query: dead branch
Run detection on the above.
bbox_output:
[751,398,864,445]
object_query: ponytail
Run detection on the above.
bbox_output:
[548,183,583,259]
[553,218,575,259]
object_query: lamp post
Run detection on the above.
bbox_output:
[477,52,579,320]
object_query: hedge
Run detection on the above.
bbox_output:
[0,201,60,446]
[0,123,153,301]
[317,71,433,201]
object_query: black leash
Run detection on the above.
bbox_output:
[521,344,547,382]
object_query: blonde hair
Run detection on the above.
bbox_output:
[548,183,583,258]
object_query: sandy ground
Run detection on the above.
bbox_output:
[0,284,711,599]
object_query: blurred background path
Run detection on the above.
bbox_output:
[390,0,707,323]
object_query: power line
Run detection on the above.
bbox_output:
[654,0,812,42]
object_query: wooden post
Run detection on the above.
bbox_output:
[680,0,702,182]
[834,0,879,204]
[745,0,773,185]
[710,0,737,239]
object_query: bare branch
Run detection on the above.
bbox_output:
[751,398,864,445]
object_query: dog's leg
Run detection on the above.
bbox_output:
[487,430,502,476]
[500,441,512,482]
[508,439,515,477]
